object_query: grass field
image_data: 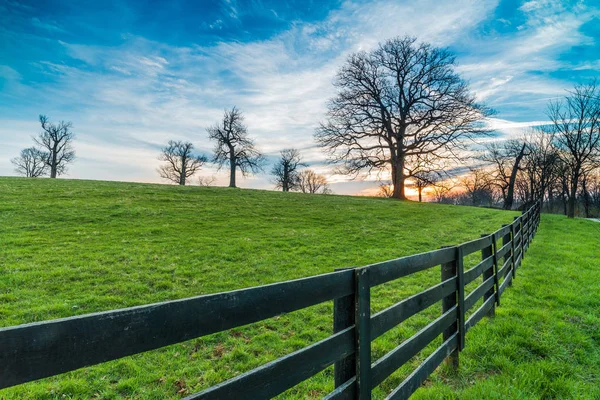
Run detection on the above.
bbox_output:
[0,177,598,399]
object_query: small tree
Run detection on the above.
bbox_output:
[207,107,264,188]
[197,175,217,186]
[11,147,48,177]
[158,140,207,185]
[271,148,306,192]
[411,172,440,202]
[521,129,560,210]
[481,140,528,210]
[34,115,75,178]
[377,181,394,198]
[297,170,331,194]
[461,168,495,206]
[431,180,455,203]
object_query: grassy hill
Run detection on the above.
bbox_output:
[0,177,598,399]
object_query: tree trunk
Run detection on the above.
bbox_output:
[50,146,57,178]
[418,187,422,202]
[229,155,237,188]
[282,168,289,192]
[391,158,406,200]
[504,143,526,210]
[582,175,591,218]
[568,179,577,218]
[179,157,186,186]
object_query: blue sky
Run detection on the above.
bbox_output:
[1,0,599,195]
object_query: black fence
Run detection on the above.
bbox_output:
[0,201,541,399]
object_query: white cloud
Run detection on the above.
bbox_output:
[1,0,597,194]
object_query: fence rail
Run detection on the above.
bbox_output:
[0,201,542,399]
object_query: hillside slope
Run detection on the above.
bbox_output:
[0,177,598,398]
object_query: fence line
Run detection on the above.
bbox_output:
[0,201,542,399]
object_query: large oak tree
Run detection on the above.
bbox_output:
[315,36,491,199]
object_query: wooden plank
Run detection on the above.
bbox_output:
[514,252,522,270]
[460,235,493,257]
[502,224,513,292]
[370,306,457,388]
[514,246,522,261]
[463,255,493,285]
[186,327,354,399]
[323,377,355,400]
[513,230,522,242]
[490,233,501,307]
[368,247,456,287]
[371,277,457,340]
[355,267,372,400]
[495,224,511,238]
[333,267,356,388]
[496,242,511,260]
[465,296,495,333]
[464,276,495,312]
[0,269,354,389]
[498,257,511,280]
[518,216,525,260]
[480,233,498,317]
[385,333,459,400]
[498,270,513,297]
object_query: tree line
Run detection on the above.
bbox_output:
[10,36,600,217]
[156,106,332,194]
[404,83,600,219]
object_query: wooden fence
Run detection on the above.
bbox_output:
[0,201,541,399]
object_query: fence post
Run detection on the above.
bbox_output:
[456,246,465,351]
[522,210,528,255]
[481,234,496,316]
[354,267,371,400]
[502,224,512,287]
[512,216,519,278]
[526,210,531,249]
[520,214,525,258]
[525,210,531,252]
[441,246,458,370]
[333,267,355,388]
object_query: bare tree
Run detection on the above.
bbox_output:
[315,36,491,200]
[411,171,440,202]
[377,181,394,198]
[158,140,207,185]
[548,82,600,217]
[271,148,306,192]
[197,175,217,186]
[431,179,455,203]
[297,169,331,194]
[207,107,264,188]
[460,167,496,206]
[521,129,560,209]
[481,140,528,210]
[11,147,48,177]
[34,115,75,178]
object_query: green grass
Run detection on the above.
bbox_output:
[0,177,598,399]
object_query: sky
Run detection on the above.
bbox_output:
[1,0,599,196]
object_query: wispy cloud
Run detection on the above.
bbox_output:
[0,0,598,193]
